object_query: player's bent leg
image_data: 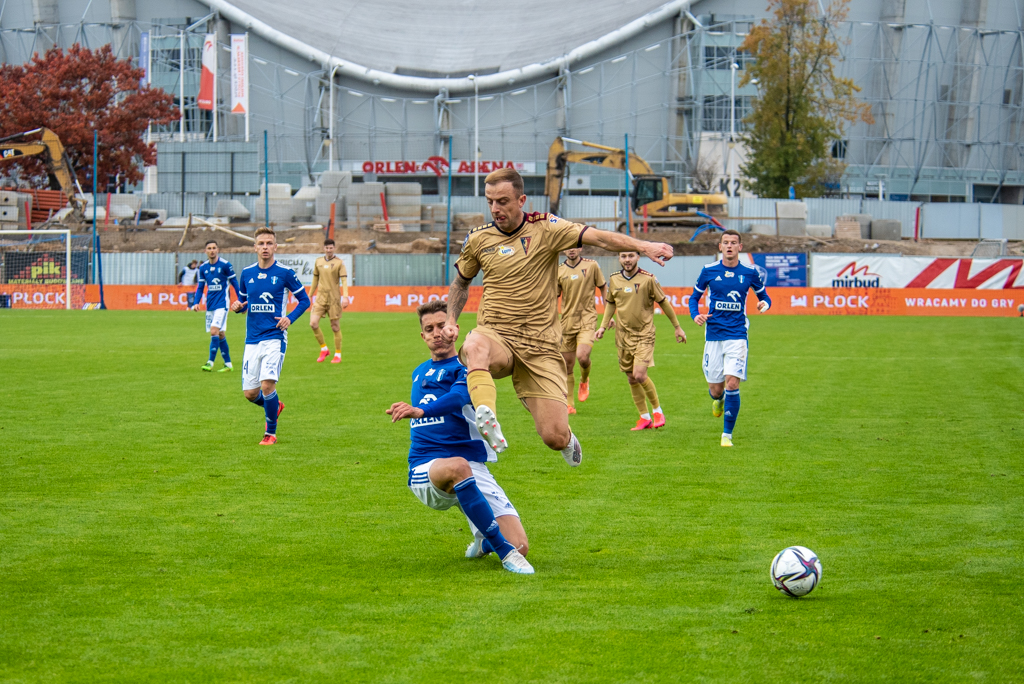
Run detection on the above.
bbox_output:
[562,351,577,413]
[708,381,725,418]
[525,397,581,466]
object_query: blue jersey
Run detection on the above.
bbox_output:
[407,355,493,470]
[237,261,310,345]
[689,260,771,341]
[195,258,239,311]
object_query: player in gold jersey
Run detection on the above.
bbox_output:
[309,239,348,364]
[441,168,674,466]
[557,248,608,414]
[595,250,686,431]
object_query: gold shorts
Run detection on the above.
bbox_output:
[459,325,568,404]
[616,334,655,374]
[311,298,343,320]
[560,326,596,354]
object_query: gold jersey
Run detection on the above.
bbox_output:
[455,212,588,349]
[558,257,606,331]
[311,256,347,305]
[606,268,667,342]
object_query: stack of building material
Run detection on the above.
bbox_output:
[454,213,486,231]
[254,183,293,224]
[292,186,319,221]
[0,190,30,228]
[870,219,901,241]
[385,182,422,232]
[316,171,351,226]
[214,199,251,221]
[346,182,386,230]
[838,214,872,239]
[806,224,833,238]
[834,217,861,239]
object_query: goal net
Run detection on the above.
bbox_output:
[0,230,92,309]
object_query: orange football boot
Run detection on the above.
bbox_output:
[578,380,590,403]
[651,412,666,429]
[631,417,653,431]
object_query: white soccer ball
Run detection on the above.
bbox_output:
[770,546,822,598]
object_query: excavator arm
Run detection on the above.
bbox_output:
[0,128,83,197]
[546,137,653,215]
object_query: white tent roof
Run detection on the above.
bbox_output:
[201,0,691,92]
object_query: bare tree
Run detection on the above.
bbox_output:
[689,155,719,193]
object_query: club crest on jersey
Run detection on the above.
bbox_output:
[520,236,532,255]
[498,245,515,256]
[582,268,587,276]
[740,275,745,283]
[272,276,278,285]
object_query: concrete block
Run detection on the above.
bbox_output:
[319,171,352,189]
[348,182,386,202]
[214,199,251,220]
[807,224,833,238]
[750,223,775,235]
[385,181,422,196]
[260,183,292,199]
[775,201,808,219]
[0,207,18,221]
[870,219,901,241]
[834,219,861,239]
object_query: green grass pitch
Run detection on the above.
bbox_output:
[1,309,1022,682]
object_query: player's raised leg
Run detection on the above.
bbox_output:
[524,397,582,466]
[461,330,511,453]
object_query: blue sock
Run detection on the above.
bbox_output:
[262,390,279,434]
[710,389,723,401]
[251,393,265,406]
[454,476,515,560]
[208,336,219,363]
[219,337,231,363]
[724,389,740,434]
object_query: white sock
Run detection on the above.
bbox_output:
[653,406,663,415]
[321,345,329,351]
[641,412,652,420]
[224,362,232,368]
[723,432,732,439]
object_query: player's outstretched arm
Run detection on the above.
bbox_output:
[386,402,424,422]
[191,280,204,310]
[595,301,617,340]
[442,272,472,342]
[581,229,673,266]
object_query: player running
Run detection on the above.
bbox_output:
[442,167,674,466]
[595,251,686,430]
[557,248,608,415]
[309,238,349,364]
[230,227,310,445]
[688,230,771,447]
[387,300,533,575]
[190,240,240,372]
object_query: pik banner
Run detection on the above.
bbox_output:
[230,34,249,115]
[811,254,1024,289]
[3,286,1020,317]
[197,34,216,110]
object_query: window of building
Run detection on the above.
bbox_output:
[702,96,754,132]
[832,140,848,159]
[702,47,753,70]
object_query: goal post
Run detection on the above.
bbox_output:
[0,229,91,310]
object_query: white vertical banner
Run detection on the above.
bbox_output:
[230,33,250,142]
[197,34,216,110]
[139,32,150,86]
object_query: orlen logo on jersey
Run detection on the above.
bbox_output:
[714,301,742,311]
[250,292,276,312]
[832,262,880,288]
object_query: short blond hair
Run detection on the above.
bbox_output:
[485,167,524,198]
[254,226,276,240]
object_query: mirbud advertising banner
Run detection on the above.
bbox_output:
[811,255,1024,289]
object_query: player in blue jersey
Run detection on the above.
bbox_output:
[191,240,240,373]
[386,299,534,575]
[230,227,310,445]
[689,230,771,447]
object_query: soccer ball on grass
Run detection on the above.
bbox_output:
[770,546,822,597]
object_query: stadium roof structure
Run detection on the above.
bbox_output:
[200,0,694,93]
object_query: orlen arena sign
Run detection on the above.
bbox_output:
[811,255,1024,289]
[346,158,537,176]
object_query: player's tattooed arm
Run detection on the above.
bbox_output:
[581,228,674,265]
[441,272,471,343]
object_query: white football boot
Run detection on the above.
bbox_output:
[475,405,508,453]
[465,535,489,558]
[560,431,583,467]
[500,549,535,575]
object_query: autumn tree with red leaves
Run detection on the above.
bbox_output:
[0,44,177,190]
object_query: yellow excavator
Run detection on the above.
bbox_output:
[546,137,728,229]
[0,127,86,220]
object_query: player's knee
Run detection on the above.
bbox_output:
[540,428,570,451]
[243,389,260,402]
[726,377,740,391]
[450,458,473,482]
[577,349,592,366]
